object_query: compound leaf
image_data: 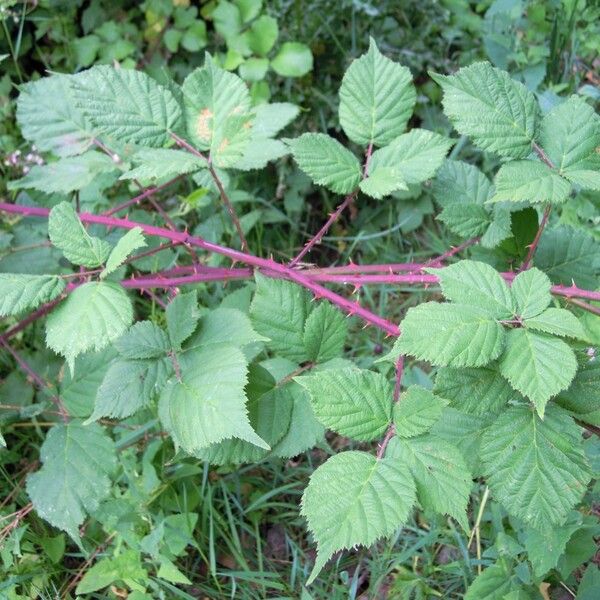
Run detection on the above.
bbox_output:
[0,274,65,317]
[301,451,416,584]
[252,102,299,138]
[428,260,514,319]
[525,308,588,340]
[339,38,415,146]
[369,129,453,184]
[182,55,252,160]
[480,405,590,529]
[393,385,448,437]
[499,328,577,417]
[490,161,571,204]
[434,366,516,417]
[394,302,505,367]
[432,159,492,208]
[9,152,117,194]
[158,344,267,452]
[46,282,133,374]
[534,227,600,289]
[386,434,471,529]
[359,167,407,199]
[71,65,182,146]
[100,227,146,279]
[250,273,312,363]
[270,381,325,458]
[510,267,552,319]
[299,368,393,441]
[288,133,361,194]
[120,148,204,184]
[16,74,95,156]
[538,95,600,189]
[303,302,347,363]
[165,291,200,349]
[114,321,171,359]
[90,357,170,421]
[26,422,117,539]
[48,201,111,268]
[431,62,538,158]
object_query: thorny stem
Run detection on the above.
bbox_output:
[288,191,357,267]
[519,141,558,271]
[288,143,374,268]
[0,338,68,422]
[521,203,552,271]
[104,175,184,216]
[2,203,600,340]
[170,132,249,253]
[377,356,404,459]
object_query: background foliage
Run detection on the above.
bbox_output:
[1,0,599,599]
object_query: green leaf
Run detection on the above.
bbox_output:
[386,434,471,529]
[271,42,313,77]
[394,302,505,367]
[368,129,453,184]
[252,102,299,138]
[0,274,65,317]
[48,201,111,268]
[247,15,278,56]
[16,74,95,157]
[428,260,514,318]
[534,226,600,289]
[464,562,522,600]
[120,148,204,184]
[187,307,267,350]
[509,267,551,319]
[526,308,588,340]
[393,385,448,437]
[100,227,146,279]
[158,344,267,452]
[26,422,117,539]
[239,57,269,81]
[437,203,491,238]
[431,408,490,476]
[288,133,361,194]
[299,368,392,441]
[114,321,170,359]
[480,405,590,529]
[46,282,133,373]
[157,558,192,585]
[499,328,577,417]
[89,357,169,421]
[182,54,252,154]
[432,159,492,208]
[166,291,200,349]
[250,272,312,363]
[303,302,347,363]
[557,359,600,419]
[434,366,515,417]
[236,138,288,170]
[490,161,571,204]
[523,515,581,577]
[60,348,117,418]
[338,39,415,147]
[195,366,291,465]
[301,451,416,584]
[538,95,600,189]
[76,549,146,595]
[8,152,116,194]
[270,381,325,458]
[71,65,182,146]
[431,62,538,158]
[359,167,407,199]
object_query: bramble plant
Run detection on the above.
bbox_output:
[1,37,599,595]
